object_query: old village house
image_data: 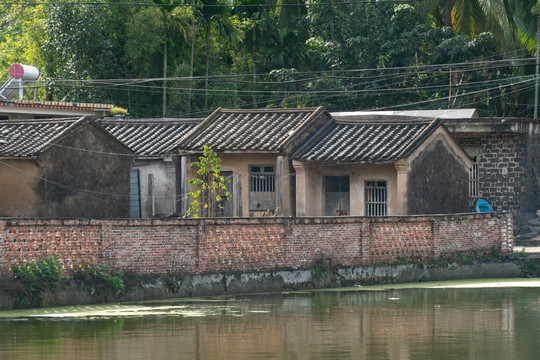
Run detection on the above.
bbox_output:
[292,117,472,216]
[99,117,201,218]
[0,117,133,218]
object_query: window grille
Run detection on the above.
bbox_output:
[469,156,479,199]
[249,166,275,192]
[458,137,482,148]
[365,180,387,216]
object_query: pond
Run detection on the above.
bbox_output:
[1,279,540,360]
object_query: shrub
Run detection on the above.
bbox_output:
[311,256,337,279]
[73,263,125,294]
[8,256,64,306]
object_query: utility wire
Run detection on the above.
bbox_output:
[45,55,535,85]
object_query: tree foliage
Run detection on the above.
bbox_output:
[0,0,538,117]
[187,146,231,218]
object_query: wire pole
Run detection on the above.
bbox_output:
[533,3,540,118]
[535,14,539,119]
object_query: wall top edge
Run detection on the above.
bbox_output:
[0,212,511,227]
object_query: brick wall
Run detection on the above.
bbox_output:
[0,213,513,274]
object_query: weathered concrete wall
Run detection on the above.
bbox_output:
[98,262,523,298]
[0,262,522,309]
[35,122,133,218]
[0,122,133,219]
[0,159,41,217]
[132,159,178,218]
[408,139,470,214]
[0,213,513,275]
[525,128,540,216]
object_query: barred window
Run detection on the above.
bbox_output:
[249,166,275,192]
[458,137,482,148]
[469,156,479,199]
[365,180,387,216]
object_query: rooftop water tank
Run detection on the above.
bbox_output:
[8,64,40,81]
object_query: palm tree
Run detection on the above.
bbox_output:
[192,0,241,108]
[234,0,274,107]
[152,0,190,117]
[421,0,537,50]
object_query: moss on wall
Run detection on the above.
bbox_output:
[34,122,133,218]
[407,139,469,214]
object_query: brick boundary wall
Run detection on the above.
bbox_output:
[0,213,514,274]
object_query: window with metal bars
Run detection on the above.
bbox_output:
[249,166,275,192]
[364,180,387,216]
[469,156,479,200]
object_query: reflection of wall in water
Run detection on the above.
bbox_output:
[0,291,522,360]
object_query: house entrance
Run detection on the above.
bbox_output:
[249,165,276,214]
[221,171,233,217]
[324,176,350,216]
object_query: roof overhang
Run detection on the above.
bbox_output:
[0,101,111,119]
[179,149,282,155]
[442,118,540,134]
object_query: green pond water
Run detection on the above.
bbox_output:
[1,278,540,360]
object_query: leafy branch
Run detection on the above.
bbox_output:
[187,146,231,217]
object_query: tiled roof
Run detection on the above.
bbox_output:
[99,118,202,156]
[292,118,441,163]
[178,107,331,152]
[0,117,86,158]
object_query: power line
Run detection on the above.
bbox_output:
[45,55,535,85]
[43,73,535,97]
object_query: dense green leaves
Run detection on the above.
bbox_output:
[0,0,538,117]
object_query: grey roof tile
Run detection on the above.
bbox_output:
[99,118,202,156]
[178,107,330,152]
[0,117,86,157]
[293,118,441,163]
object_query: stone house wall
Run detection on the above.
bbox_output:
[0,214,513,275]
[457,132,537,223]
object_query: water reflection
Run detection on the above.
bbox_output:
[1,285,540,360]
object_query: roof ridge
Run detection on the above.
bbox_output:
[291,117,336,159]
[0,117,82,125]
[396,118,441,159]
[99,118,202,124]
[177,107,222,149]
[35,117,92,155]
[279,106,331,150]
[219,107,320,113]
[334,118,436,125]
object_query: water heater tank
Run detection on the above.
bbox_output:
[9,64,40,81]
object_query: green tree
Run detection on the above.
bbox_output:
[0,4,46,82]
[187,146,231,218]
[420,0,537,50]
[125,2,190,116]
[234,0,275,106]
[192,0,241,107]
[42,1,126,102]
